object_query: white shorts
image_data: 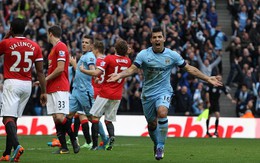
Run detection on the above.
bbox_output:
[89,96,120,122]
[0,79,32,118]
[47,91,69,115]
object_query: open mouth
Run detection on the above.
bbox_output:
[155,43,161,47]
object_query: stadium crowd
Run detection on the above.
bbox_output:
[0,0,259,117]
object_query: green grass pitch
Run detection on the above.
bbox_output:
[0,135,259,162]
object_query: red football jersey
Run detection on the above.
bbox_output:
[97,54,131,100]
[47,41,70,93]
[92,56,105,99]
[0,37,43,80]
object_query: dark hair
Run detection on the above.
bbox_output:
[93,40,104,53]
[152,25,164,34]
[48,25,62,38]
[82,35,93,43]
[115,39,128,56]
[11,18,26,35]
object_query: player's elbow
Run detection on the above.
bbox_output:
[56,67,65,74]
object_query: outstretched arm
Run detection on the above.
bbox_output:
[79,63,102,77]
[226,93,236,104]
[107,64,138,82]
[183,63,222,87]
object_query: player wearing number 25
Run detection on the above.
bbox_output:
[79,39,131,150]
[0,18,47,162]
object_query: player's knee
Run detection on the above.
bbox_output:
[53,114,65,123]
[148,121,157,131]
[157,111,167,118]
[157,106,168,118]
[2,117,15,125]
[79,114,88,121]
[105,120,112,125]
[69,112,75,116]
[91,117,99,124]
[66,113,74,119]
[87,115,92,122]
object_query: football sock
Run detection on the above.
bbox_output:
[98,121,108,142]
[62,117,76,142]
[215,119,219,133]
[105,121,114,137]
[81,119,91,144]
[55,122,67,150]
[73,116,80,137]
[206,119,210,133]
[5,119,19,149]
[91,120,99,147]
[157,118,168,149]
[148,125,158,146]
[3,134,12,156]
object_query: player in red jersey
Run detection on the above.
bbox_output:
[46,25,79,154]
[0,18,47,162]
[80,39,131,150]
[91,41,106,99]
[89,40,109,150]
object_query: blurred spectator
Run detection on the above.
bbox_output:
[196,49,222,80]
[241,99,255,118]
[192,82,205,115]
[252,82,260,117]
[236,5,249,32]
[210,25,227,51]
[234,58,255,89]
[0,23,5,40]
[225,36,242,87]
[207,5,218,28]
[234,83,253,117]
[127,80,143,113]
[174,86,192,116]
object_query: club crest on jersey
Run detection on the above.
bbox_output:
[90,58,94,62]
[147,58,153,62]
[59,51,65,57]
[165,58,170,64]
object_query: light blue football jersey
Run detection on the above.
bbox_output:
[68,66,74,85]
[72,51,96,92]
[134,47,185,99]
